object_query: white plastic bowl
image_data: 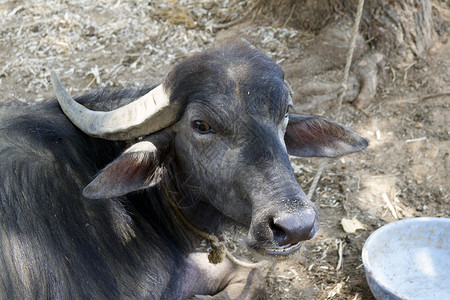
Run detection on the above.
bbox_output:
[362,217,450,300]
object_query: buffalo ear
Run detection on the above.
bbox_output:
[83,140,167,200]
[285,114,368,157]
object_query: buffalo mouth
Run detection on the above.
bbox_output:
[263,241,302,256]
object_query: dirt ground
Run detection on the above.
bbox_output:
[1,1,448,299]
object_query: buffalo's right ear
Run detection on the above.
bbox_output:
[285,114,368,157]
[83,133,172,200]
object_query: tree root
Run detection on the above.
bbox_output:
[352,52,384,109]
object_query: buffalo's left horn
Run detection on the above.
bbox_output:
[51,71,179,140]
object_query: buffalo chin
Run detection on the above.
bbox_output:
[264,241,302,256]
[247,241,303,260]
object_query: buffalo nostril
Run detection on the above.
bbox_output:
[269,218,288,244]
[271,208,317,246]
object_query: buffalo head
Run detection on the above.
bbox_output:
[52,42,367,256]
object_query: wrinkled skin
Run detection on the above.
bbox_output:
[170,83,319,252]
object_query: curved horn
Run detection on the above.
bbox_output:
[50,70,179,140]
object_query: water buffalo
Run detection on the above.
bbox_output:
[0,42,368,299]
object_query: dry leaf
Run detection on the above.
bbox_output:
[327,282,344,299]
[341,217,367,233]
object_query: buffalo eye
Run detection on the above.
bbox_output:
[281,105,294,123]
[192,120,214,134]
[284,105,295,119]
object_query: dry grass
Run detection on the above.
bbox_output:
[0,0,251,101]
[0,0,313,103]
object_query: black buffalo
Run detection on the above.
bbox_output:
[0,42,368,299]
